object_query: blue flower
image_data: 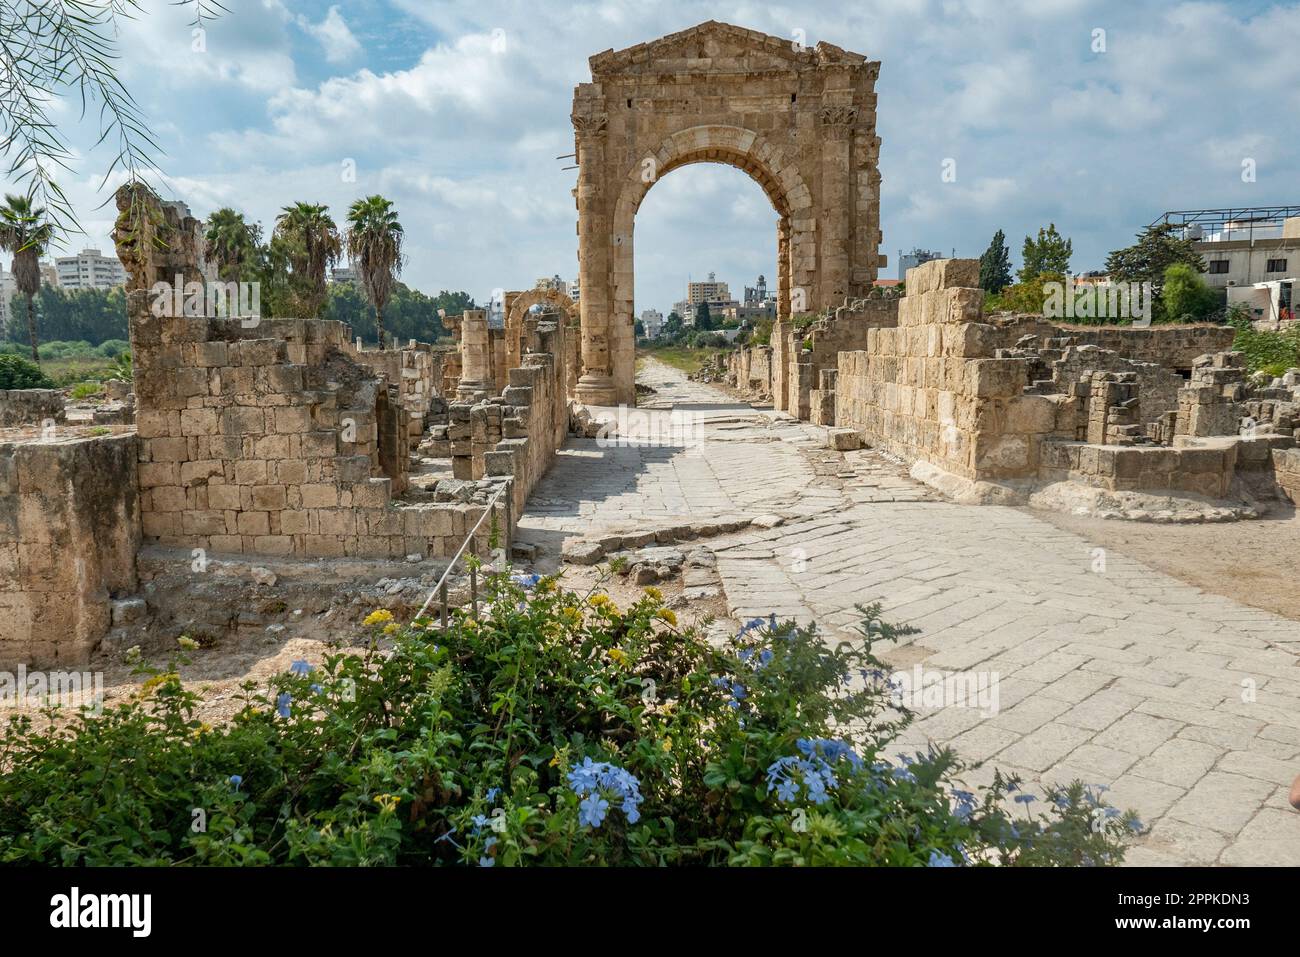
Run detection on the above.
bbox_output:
[309,683,322,693]
[276,693,291,718]
[1014,794,1036,805]
[566,759,643,827]
[928,850,956,867]
[228,774,243,792]
[289,659,312,676]
[485,787,501,803]
[579,793,610,828]
[512,574,541,589]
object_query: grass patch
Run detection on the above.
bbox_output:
[637,345,727,376]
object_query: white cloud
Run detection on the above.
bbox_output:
[298,6,362,64]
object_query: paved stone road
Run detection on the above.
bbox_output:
[519,358,1300,866]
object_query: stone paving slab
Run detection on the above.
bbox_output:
[519,358,1300,865]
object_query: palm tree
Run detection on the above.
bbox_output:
[273,202,341,317]
[345,195,404,349]
[204,207,261,283]
[0,194,55,363]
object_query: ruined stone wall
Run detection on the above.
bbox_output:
[352,343,440,447]
[783,298,897,423]
[990,318,1235,372]
[1273,448,1300,503]
[835,259,1072,486]
[0,433,140,667]
[1047,344,1185,427]
[1039,441,1237,498]
[0,389,65,427]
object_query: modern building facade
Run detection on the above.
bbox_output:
[54,248,127,290]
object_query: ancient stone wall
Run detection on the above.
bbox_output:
[0,389,65,427]
[782,298,897,424]
[835,259,1072,490]
[0,433,140,667]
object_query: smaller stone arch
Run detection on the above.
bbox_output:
[503,287,579,376]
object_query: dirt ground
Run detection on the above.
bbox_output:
[1030,504,1300,622]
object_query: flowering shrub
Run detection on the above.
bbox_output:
[0,571,1137,866]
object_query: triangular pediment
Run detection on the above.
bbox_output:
[589,20,868,76]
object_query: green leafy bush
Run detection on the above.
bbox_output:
[1228,306,1300,375]
[0,572,1137,866]
[0,353,52,389]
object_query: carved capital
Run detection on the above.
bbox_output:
[818,106,858,127]
[571,112,608,138]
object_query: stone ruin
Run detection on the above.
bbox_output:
[726,257,1300,520]
[0,186,581,668]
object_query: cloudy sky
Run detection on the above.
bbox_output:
[28,0,1300,316]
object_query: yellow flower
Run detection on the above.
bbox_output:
[191,721,213,738]
[606,648,629,667]
[662,737,673,752]
[656,609,678,627]
[643,586,663,603]
[374,793,401,814]
[382,623,399,636]
[589,593,612,609]
[548,753,562,768]
[177,635,199,650]
[363,609,395,627]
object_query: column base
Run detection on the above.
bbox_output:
[575,372,618,407]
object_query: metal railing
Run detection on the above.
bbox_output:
[412,481,509,627]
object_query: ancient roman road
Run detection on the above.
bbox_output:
[518,357,1300,866]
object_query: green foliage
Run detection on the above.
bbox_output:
[1105,223,1205,299]
[994,273,1066,315]
[273,202,342,318]
[0,574,1137,866]
[68,381,102,400]
[1018,224,1072,284]
[979,229,1012,293]
[323,282,455,345]
[345,195,404,347]
[0,352,52,389]
[1159,263,1220,322]
[693,301,714,331]
[1228,305,1300,375]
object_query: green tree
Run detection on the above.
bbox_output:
[273,202,341,318]
[1019,224,1073,284]
[1160,263,1219,322]
[345,196,404,349]
[662,310,684,341]
[1105,223,1206,301]
[979,229,1012,293]
[204,208,262,283]
[0,193,55,362]
[693,301,714,331]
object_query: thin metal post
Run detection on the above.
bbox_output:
[439,580,448,631]
[470,566,479,620]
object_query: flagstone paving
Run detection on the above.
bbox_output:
[517,358,1300,866]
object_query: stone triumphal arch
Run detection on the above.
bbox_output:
[570,21,884,406]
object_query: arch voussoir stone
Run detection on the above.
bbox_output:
[572,20,883,406]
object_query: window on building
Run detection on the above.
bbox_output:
[1266,258,1288,273]
[1208,260,1229,274]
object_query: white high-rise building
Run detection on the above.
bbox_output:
[639,308,664,339]
[0,266,17,337]
[54,247,127,290]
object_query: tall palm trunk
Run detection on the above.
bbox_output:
[24,294,37,363]
[375,305,386,350]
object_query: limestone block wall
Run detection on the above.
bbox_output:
[352,343,440,447]
[991,319,1235,372]
[0,433,140,667]
[782,298,897,422]
[0,389,65,427]
[130,301,416,560]
[1272,448,1300,503]
[1039,442,1237,499]
[1048,345,1184,427]
[835,259,1073,483]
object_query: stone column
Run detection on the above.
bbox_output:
[456,309,492,399]
[818,105,856,307]
[572,112,618,407]
[777,217,791,321]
